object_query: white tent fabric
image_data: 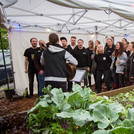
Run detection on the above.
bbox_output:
[0,5,10,29]
[3,0,134,37]
[48,0,134,22]
[0,0,17,28]
[0,0,18,8]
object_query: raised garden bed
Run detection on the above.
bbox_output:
[98,85,134,97]
[0,85,134,134]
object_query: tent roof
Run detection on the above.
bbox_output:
[3,0,134,37]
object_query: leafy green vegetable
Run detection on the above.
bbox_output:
[128,108,134,121]
[93,130,108,134]
[28,85,134,134]
[92,104,119,129]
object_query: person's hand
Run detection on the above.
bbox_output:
[110,68,112,71]
[122,72,124,74]
[130,76,134,79]
[116,60,120,64]
[25,69,28,73]
[39,70,44,75]
[87,67,90,71]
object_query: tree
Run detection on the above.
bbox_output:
[0,28,9,50]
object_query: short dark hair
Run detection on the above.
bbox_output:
[49,33,59,44]
[60,37,67,42]
[71,36,76,39]
[30,37,37,43]
[78,39,84,42]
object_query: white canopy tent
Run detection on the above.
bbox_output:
[2,0,134,36]
[1,0,134,95]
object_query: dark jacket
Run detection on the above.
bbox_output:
[74,46,90,68]
[94,53,112,71]
[40,44,78,82]
[34,48,44,73]
[86,48,93,68]
[66,44,76,56]
[104,44,115,57]
[125,52,134,79]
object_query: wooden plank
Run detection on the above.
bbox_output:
[97,85,134,97]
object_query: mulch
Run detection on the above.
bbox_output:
[0,84,109,117]
[0,95,38,117]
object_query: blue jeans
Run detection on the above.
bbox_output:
[38,72,45,96]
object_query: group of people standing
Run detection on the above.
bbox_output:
[24,33,134,97]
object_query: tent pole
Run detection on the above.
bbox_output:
[8,31,16,91]
[0,28,10,92]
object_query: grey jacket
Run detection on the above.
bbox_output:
[111,52,127,73]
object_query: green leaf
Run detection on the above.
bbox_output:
[128,108,134,121]
[93,130,108,134]
[59,99,71,111]
[72,84,83,92]
[79,87,92,101]
[64,92,71,99]
[42,85,52,93]
[129,96,134,102]
[109,126,134,134]
[88,101,104,110]
[109,102,125,113]
[56,111,72,118]
[67,92,84,109]
[50,88,64,106]
[72,109,92,127]
[112,119,123,127]
[28,101,48,113]
[56,109,92,127]
[123,119,133,127]
[92,104,119,129]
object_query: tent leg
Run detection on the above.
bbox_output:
[8,31,16,92]
[0,28,10,93]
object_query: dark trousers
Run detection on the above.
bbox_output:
[45,81,67,92]
[96,69,110,93]
[93,69,98,89]
[88,71,91,87]
[28,71,39,96]
[68,81,72,92]
[114,73,125,89]
[38,72,45,96]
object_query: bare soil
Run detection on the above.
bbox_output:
[0,95,37,117]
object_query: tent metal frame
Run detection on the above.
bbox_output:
[4,1,134,37]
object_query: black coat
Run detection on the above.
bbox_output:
[74,46,90,68]
[94,53,112,71]
[125,53,134,80]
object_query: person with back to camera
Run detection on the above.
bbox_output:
[40,33,78,92]
[24,37,39,97]
[34,40,46,96]
[94,44,112,93]
[110,42,127,89]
